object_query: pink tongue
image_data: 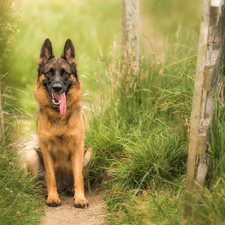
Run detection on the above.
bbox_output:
[53,93,66,116]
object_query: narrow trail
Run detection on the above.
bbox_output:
[40,190,106,225]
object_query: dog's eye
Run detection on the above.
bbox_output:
[47,71,52,76]
[46,68,54,76]
[62,70,68,76]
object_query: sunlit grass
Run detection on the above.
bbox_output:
[84,33,196,187]
[83,23,225,223]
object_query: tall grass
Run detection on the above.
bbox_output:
[0,2,44,224]
[84,26,225,224]
[85,35,196,194]
[0,145,44,224]
[100,98,225,225]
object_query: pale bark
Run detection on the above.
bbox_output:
[121,0,139,67]
[184,0,210,216]
[184,0,223,216]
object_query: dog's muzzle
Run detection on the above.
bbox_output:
[52,82,63,93]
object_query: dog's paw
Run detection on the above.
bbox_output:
[47,194,61,207]
[66,186,75,196]
[74,198,89,209]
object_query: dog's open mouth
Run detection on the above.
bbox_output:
[51,94,61,106]
[51,93,67,117]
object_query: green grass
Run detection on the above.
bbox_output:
[83,33,196,224]
[0,98,45,224]
[102,98,225,225]
[0,145,44,225]
[0,1,45,224]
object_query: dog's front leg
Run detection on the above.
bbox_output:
[70,141,89,208]
[41,143,61,207]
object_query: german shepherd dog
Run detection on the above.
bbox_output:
[26,38,90,208]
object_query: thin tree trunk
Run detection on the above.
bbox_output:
[121,0,139,68]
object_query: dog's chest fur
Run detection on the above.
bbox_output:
[37,112,83,192]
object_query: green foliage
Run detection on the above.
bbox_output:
[104,188,185,225]
[0,1,44,224]
[0,147,44,224]
[0,1,21,67]
[84,20,225,223]
[211,97,225,175]
[111,129,187,190]
[85,35,196,194]
[99,95,225,225]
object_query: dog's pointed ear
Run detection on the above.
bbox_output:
[39,38,54,65]
[61,39,76,64]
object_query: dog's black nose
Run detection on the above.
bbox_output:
[52,82,63,93]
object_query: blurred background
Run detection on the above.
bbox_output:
[2,0,201,123]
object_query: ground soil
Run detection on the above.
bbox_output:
[40,190,107,225]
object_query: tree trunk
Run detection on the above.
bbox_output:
[183,0,210,216]
[121,0,139,68]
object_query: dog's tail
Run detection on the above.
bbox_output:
[17,134,43,176]
[83,146,92,168]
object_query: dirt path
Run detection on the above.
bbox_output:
[40,190,106,225]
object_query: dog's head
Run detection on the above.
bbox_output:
[37,39,79,116]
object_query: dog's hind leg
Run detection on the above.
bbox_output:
[66,186,75,196]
